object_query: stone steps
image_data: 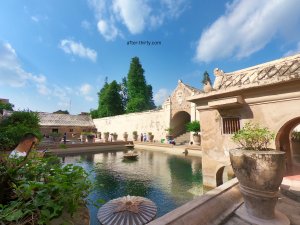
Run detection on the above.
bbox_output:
[280,175,300,202]
[175,132,190,144]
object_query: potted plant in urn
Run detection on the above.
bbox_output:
[165,128,174,141]
[112,132,118,142]
[132,131,138,141]
[123,132,128,142]
[103,132,109,142]
[230,122,289,224]
[186,120,201,145]
[148,132,154,142]
[86,133,95,143]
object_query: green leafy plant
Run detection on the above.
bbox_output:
[0,153,91,224]
[165,128,173,135]
[186,121,201,135]
[132,131,137,135]
[232,122,275,151]
[0,110,41,151]
[49,132,62,142]
[291,131,300,141]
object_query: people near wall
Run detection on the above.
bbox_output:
[143,133,147,142]
[140,133,143,142]
[63,132,67,144]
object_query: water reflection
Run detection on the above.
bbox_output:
[60,149,203,225]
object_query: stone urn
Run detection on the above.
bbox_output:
[113,133,118,142]
[193,134,201,145]
[132,132,138,141]
[203,82,212,93]
[87,134,94,143]
[229,149,289,223]
[104,133,109,142]
[123,132,128,142]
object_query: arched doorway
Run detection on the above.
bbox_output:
[170,111,191,138]
[275,117,300,175]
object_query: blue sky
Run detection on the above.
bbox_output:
[1,0,300,114]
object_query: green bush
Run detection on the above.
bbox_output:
[186,121,201,134]
[0,110,41,151]
[291,131,300,141]
[232,122,275,151]
[0,154,91,224]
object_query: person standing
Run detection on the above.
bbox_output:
[9,133,39,158]
[140,133,143,142]
[63,132,67,144]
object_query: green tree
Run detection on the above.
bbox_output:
[98,80,124,117]
[126,57,155,113]
[53,110,69,114]
[202,71,212,85]
[89,108,99,119]
[0,110,41,151]
[0,102,14,114]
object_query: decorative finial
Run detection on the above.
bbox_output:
[178,79,182,83]
[214,68,224,77]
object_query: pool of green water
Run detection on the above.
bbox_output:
[60,149,203,225]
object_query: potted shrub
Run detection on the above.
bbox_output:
[165,128,174,141]
[86,133,95,143]
[112,132,118,142]
[103,132,109,142]
[123,132,128,142]
[132,131,138,141]
[148,132,154,142]
[230,122,288,223]
[186,120,201,145]
[49,132,62,143]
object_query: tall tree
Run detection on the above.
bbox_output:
[202,71,212,85]
[97,80,124,117]
[53,110,69,114]
[126,57,155,113]
[0,102,14,114]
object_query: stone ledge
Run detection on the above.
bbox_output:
[148,178,243,225]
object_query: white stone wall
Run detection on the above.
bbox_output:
[93,107,170,142]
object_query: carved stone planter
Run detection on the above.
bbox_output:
[133,134,138,141]
[193,134,200,145]
[229,149,289,224]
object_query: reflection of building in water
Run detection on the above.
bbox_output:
[92,150,203,198]
[62,155,81,164]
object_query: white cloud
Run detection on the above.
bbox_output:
[113,0,151,34]
[31,16,39,22]
[161,0,188,18]
[97,19,119,41]
[81,20,91,30]
[284,41,300,57]
[79,83,94,102]
[80,83,92,95]
[195,0,300,62]
[0,41,47,89]
[60,39,97,62]
[154,88,170,106]
[88,0,189,40]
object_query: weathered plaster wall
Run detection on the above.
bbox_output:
[199,82,300,187]
[93,107,170,142]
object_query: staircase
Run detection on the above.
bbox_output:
[175,132,190,145]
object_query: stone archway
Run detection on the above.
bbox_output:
[170,111,191,137]
[275,117,300,175]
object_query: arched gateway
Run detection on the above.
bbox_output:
[188,53,300,188]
